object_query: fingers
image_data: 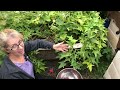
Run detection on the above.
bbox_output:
[55,42,70,52]
[61,49,67,52]
[61,43,69,47]
[61,46,69,52]
[59,41,64,45]
[63,48,68,52]
[61,43,69,52]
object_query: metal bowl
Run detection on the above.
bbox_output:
[56,68,83,79]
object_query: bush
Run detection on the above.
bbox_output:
[0,11,112,73]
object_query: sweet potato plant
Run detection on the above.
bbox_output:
[0,11,111,73]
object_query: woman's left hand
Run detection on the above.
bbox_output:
[53,42,69,52]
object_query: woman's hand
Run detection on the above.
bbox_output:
[53,42,69,52]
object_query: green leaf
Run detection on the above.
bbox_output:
[77,19,84,25]
[60,34,67,40]
[83,60,94,72]
[87,63,94,72]
[50,25,59,30]
[44,15,51,22]
[58,61,66,69]
[93,50,99,58]
[91,38,99,45]
[67,36,77,44]
[58,52,71,60]
[0,60,3,65]
[56,18,64,25]
[101,43,107,47]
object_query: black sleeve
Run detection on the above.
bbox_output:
[24,39,54,53]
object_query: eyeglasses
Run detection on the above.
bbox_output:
[9,40,24,51]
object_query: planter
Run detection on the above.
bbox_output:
[36,49,58,60]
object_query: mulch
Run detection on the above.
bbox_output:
[38,60,62,79]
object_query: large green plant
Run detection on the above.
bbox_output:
[0,11,111,73]
[49,11,109,72]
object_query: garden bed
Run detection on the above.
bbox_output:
[37,58,111,79]
[34,48,112,79]
[0,11,112,79]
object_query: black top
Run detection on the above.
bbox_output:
[0,39,54,79]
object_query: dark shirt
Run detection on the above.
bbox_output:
[0,39,54,79]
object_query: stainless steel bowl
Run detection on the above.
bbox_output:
[56,68,83,79]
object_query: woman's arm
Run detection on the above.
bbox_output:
[24,39,54,53]
[24,39,69,54]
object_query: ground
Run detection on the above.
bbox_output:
[39,59,111,79]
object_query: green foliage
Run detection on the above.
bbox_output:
[0,11,112,73]
[29,50,47,74]
[0,11,48,73]
[53,11,109,72]
[0,50,5,65]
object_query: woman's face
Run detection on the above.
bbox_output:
[6,37,25,56]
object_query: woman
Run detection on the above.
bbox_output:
[0,29,69,79]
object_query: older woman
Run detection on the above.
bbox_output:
[0,29,69,79]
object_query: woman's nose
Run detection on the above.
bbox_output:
[18,45,23,49]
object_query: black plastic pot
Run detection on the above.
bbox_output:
[36,49,58,60]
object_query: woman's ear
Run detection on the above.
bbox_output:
[3,48,10,54]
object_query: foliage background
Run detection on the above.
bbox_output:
[0,11,113,75]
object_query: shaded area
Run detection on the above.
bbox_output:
[36,60,61,79]
[34,48,112,79]
[35,59,111,79]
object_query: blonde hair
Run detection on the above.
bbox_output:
[0,29,23,49]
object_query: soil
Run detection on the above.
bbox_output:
[38,59,108,79]
[38,60,62,79]
[39,60,86,79]
[35,50,110,79]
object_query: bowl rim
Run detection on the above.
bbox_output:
[56,68,83,79]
